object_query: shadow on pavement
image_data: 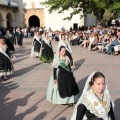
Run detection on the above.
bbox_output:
[74,58,85,71]
[13,63,42,77]
[33,111,47,120]
[52,106,69,120]
[13,96,46,120]
[58,117,66,120]
[78,76,88,96]
[10,92,36,119]
[12,57,29,64]
[14,52,31,58]
[0,81,33,119]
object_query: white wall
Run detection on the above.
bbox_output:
[13,0,96,29]
[44,8,83,31]
[22,0,83,30]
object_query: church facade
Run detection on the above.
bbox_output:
[0,0,96,30]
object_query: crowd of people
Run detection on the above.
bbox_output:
[0,25,118,119]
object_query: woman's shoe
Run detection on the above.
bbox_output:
[4,78,8,81]
[68,103,73,107]
[3,76,8,81]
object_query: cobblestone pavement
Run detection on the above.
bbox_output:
[0,38,120,120]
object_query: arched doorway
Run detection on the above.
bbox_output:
[29,15,40,27]
[0,14,3,28]
[6,13,13,28]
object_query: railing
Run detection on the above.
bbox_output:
[0,0,18,8]
[10,1,18,7]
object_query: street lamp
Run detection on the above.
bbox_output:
[8,0,11,6]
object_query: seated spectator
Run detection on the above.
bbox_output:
[97,37,104,52]
[89,35,99,51]
[114,34,120,55]
[87,34,95,50]
[107,35,119,55]
[99,34,111,53]
[82,34,89,48]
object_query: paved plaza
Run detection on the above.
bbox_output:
[0,38,120,120]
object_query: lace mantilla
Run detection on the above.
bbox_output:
[52,56,70,68]
[81,89,111,119]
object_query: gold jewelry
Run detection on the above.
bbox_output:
[100,101,107,107]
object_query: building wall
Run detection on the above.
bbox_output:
[14,0,25,27]
[17,0,84,30]
[0,7,15,28]
[0,0,97,29]
[44,8,84,30]
[84,14,97,27]
[24,8,44,27]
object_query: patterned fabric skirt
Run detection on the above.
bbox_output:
[46,67,79,104]
[0,52,13,76]
[40,43,54,63]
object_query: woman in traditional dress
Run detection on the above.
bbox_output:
[31,31,42,58]
[0,38,14,80]
[16,28,23,47]
[56,34,74,68]
[71,71,115,120]
[4,30,15,57]
[40,32,54,63]
[46,46,79,106]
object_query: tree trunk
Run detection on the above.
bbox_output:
[94,9,105,26]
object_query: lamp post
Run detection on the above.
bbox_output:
[84,0,89,17]
[8,0,11,6]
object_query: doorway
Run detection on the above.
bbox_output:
[29,15,40,27]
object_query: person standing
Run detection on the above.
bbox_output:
[40,32,54,63]
[16,28,23,47]
[5,30,15,52]
[0,38,14,80]
[46,46,79,106]
[11,28,17,45]
[4,30,15,57]
[71,71,115,120]
[56,34,74,68]
[31,31,42,58]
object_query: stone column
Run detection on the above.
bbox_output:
[2,19,7,28]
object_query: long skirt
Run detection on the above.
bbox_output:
[46,67,79,104]
[0,52,13,76]
[17,38,22,46]
[34,41,41,53]
[31,46,40,58]
[40,43,54,63]
[5,39,15,52]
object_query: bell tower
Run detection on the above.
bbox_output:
[31,2,35,8]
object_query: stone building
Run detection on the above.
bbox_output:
[0,0,96,30]
[0,0,18,28]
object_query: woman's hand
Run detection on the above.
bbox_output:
[54,80,57,84]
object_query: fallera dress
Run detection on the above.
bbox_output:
[0,45,14,76]
[46,56,79,104]
[31,35,42,58]
[40,37,54,63]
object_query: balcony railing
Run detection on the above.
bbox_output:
[9,1,18,7]
[0,0,18,9]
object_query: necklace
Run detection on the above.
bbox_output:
[93,91,107,107]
